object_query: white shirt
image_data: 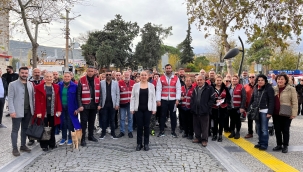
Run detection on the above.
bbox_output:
[0,78,4,98]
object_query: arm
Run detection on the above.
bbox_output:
[175,78,181,100]
[56,87,62,113]
[240,88,247,109]
[156,78,162,101]
[98,82,102,107]
[248,89,255,108]
[77,81,83,108]
[8,83,15,114]
[115,82,120,107]
[207,87,215,108]
[151,84,157,112]
[291,87,299,118]
[130,84,136,112]
[267,86,275,115]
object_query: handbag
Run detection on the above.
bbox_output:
[279,104,292,117]
[41,123,52,141]
[26,118,44,140]
[247,89,265,120]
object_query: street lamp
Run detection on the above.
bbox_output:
[223,36,245,77]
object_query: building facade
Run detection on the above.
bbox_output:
[0,4,11,73]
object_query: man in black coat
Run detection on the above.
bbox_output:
[190,75,215,147]
[0,69,8,128]
[296,78,303,115]
[2,66,18,117]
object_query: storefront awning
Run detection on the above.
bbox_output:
[0,54,12,58]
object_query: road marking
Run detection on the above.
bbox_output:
[223,133,299,172]
[207,141,251,172]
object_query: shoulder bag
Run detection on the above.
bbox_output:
[247,89,265,121]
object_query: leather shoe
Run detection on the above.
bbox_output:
[20,146,31,152]
[282,146,288,153]
[88,136,98,142]
[234,132,240,139]
[182,133,188,138]
[128,132,133,138]
[228,131,235,138]
[202,141,208,147]
[27,140,35,146]
[12,148,20,156]
[217,135,223,142]
[42,148,48,152]
[192,139,201,143]
[272,145,282,151]
[212,135,217,141]
[81,140,87,147]
[254,144,261,149]
[144,144,149,151]
[117,132,125,138]
[244,134,253,138]
[136,144,143,151]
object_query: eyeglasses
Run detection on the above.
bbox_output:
[249,76,255,78]
[106,74,111,76]
[225,80,231,82]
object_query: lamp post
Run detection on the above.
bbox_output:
[223,36,245,77]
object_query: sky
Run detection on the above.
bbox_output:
[9,0,266,54]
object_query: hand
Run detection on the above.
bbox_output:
[290,116,296,119]
[74,110,78,115]
[130,111,134,114]
[152,111,156,114]
[10,113,16,118]
[56,112,61,117]
[37,113,42,118]
[240,108,245,113]
[181,97,184,100]
[175,100,179,106]
[115,106,119,110]
[266,114,272,118]
[157,101,161,107]
[78,106,84,112]
[97,106,101,110]
[216,100,220,103]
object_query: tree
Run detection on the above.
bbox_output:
[186,0,303,74]
[134,23,172,69]
[194,56,210,71]
[81,15,139,70]
[270,51,298,70]
[178,24,194,64]
[5,0,83,68]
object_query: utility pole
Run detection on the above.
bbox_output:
[61,9,80,72]
[297,52,301,70]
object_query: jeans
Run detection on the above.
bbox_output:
[120,104,133,133]
[160,100,177,132]
[256,112,269,148]
[101,107,115,135]
[136,109,151,145]
[11,111,31,149]
[61,106,74,140]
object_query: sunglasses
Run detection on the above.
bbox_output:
[106,74,111,76]
[249,76,255,78]
[225,80,231,82]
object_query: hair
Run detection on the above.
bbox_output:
[256,74,268,84]
[165,64,172,68]
[32,68,40,72]
[197,74,205,80]
[106,69,112,73]
[215,74,223,79]
[185,76,193,82]
[232,75,239,79]
[64,71,72,75]
[154,73,160,77]
[7,66,13,70]
[44,70,53,76]
[87,66,95,69]
[19,66,28,72]
[275,73,289,85]
[178,68,184,71]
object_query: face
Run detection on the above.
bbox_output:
[196,76,205,87]
[100,74,105,80]
[200,70,205,75]
[249,74,255,84]
[277,76,287,86]
[53,71,59,79]
[179,70,185,77]
[232,77,239,85]
[0,70,2,76]
[224,78,231,85]
[6,68,13,74]
[124,72,130,81]
[44,72,53,83]
[185,78,192,87]
[63,73,71,83]
[140,71,148,82]
[226,74,231,79]
[19,69,29,81]
[115,72,121,80]
[300,78,303,85]
[271,74,275,79]
[257,77,265,87]
[86,68,95,77]
[106,72,112,80]
[33,69,41,79]
[165,65,172,75]
[154,75,159,81]
[209,71,215,78]
[128,69,132,74]
[242,71,248,77]
[215,77,222,86]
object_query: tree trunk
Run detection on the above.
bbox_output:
[222,28,232,75]
[32,42,38,68]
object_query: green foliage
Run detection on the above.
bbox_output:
[194,56,210,71]
[247,38,272,66]
[81,14,139,70]
[186,63,198,72]
[11,58,20,71]
[160,45,180,56]
[270,51,298,70]
[134,23,172,69]
[178,24,195,64]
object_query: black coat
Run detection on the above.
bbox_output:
[249,83,275,115]
[190,83,215,116]
[295,84,303,103]
[212,83,231,106]
[2,72,18,85]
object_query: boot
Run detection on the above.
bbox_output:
[228,131,235,138]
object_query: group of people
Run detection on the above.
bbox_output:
[1,64,299,156]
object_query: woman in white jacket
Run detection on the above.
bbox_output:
[130,71,157,151]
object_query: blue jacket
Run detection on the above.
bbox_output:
[59,81,81,130]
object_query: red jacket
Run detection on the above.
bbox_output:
[119,80,135,104]
[33,83,62,126]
